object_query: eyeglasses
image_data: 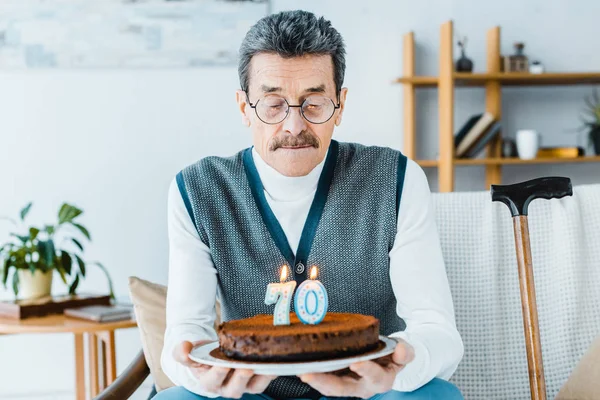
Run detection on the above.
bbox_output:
[246,94,341,125]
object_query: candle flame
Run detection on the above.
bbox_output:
[310,266,318,280]
[280,265,288,282]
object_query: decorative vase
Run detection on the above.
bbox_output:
[591,127,600,155]
[502,138,518,158]
[17,269,53,300]
[456,49,473,72]
[516,129,540,159]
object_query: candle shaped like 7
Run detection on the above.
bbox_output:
[264,265,297,325]
[294,266,329,325]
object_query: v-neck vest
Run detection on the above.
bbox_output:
[177,140,407,399]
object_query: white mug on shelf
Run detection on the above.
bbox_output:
[516,129,540,159]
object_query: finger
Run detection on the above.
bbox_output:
[221,369,254,398]
[392,340,415,366]
[372,354,394,368]
[200,367,231,392]
[350,360,389,381]
[247,374,277,394]
[173,341,198,367]
[188,364,211,380]
[350,360,398,394]
[173,340,213,368]
[300,373,358,397]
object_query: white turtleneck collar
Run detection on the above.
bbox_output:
[251,147,328,203]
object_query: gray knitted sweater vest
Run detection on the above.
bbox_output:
[177,140,407,399]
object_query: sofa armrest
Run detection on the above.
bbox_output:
[95,350,150,400]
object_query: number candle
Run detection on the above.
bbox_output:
[294,266,328,325]
[264,264,297,325]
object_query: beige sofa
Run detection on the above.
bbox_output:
[97,182,600,399]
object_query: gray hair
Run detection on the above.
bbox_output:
[238,10,346,97]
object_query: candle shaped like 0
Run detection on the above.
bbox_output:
[264,265,297,325]
[294,266,328,325]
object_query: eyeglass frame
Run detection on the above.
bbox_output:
[244,92,341,125]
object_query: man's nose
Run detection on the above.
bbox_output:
[282,107,308,136]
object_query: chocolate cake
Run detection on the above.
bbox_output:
[217,312,380,362]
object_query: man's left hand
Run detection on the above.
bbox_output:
[299,339,414,399]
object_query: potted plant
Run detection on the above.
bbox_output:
[579,88,600,155]
[0,202,114,300]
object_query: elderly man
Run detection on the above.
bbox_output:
[156,9,464,400]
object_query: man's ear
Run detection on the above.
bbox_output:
[236,90,251,127]
[335,87,348,126]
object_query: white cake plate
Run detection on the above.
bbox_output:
[189,336,397,376]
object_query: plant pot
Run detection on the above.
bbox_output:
[17,269,53,300]
[591,127,600,155]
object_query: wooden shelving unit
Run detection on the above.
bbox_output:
[396,20,600,192]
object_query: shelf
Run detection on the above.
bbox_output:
[456,156,600,165]
[454,72,600,87]
[399,21,600,192]
[395,72,600,88]
[394,76,438,87]
[416,160,440,168]
[417,156,600,167]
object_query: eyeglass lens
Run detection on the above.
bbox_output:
[255,96,336,124]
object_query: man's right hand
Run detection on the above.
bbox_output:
[173,341,277,399]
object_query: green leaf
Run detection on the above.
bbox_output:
[61,252,72,275]
[90,262,115,300]
[39,239,56,267]
[71,238,84,252]
[56,266,68,284]
[10,233,30,243]
[45,225,55,235]
[12,271,19,296]
[68,273,80,295]
[29,227,40,241]
[37,241,49,266]
[2,259,10,287]
[58,204,83,225]
[20,203,33,221]
[70,223,91,240]
[75,254,86,277]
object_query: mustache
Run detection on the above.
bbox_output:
[269,132,320,151]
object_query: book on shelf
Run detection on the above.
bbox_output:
[64,304,133,323]
[537,146,585,158]
[454,113,482,148]
[463,121,502,158]
[455,112,496,157]
[0,293,111,320]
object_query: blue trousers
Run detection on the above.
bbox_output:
[153,378,463,400]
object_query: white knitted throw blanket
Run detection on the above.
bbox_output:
[432,183,600,399]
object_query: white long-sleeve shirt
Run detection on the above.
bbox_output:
[161,147,464,397]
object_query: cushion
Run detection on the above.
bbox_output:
[128,276,222,392]
[556,334,600,400]
[128,276,174,392]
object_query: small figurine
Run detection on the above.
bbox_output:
[503,42,529,73]
[529,60,545,74]
[502,138,518,158]
[455,36,474,73]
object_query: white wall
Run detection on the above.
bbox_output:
[1,0,599,397]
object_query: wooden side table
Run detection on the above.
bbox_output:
[0,314,137,400]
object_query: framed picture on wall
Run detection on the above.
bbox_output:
[0,0,271,69]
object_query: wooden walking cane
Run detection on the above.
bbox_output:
[491,177,572,400]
